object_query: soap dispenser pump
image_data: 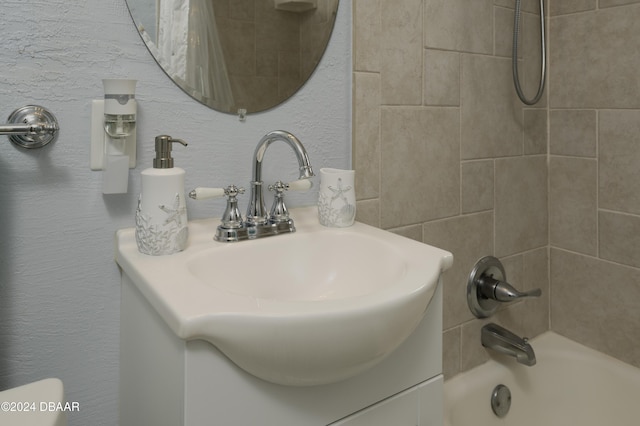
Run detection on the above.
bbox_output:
[135,135,189,255]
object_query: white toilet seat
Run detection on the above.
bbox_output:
[0,378,67,426]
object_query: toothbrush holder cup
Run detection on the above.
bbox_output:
[318,168,356,227]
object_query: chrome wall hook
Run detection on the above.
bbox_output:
[0,105,59,149]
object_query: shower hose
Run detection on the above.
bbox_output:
[512,0,546,105]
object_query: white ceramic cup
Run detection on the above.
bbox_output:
[318,168,356,227]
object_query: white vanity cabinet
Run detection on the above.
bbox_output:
[329,376,443,426]
[120,275,444,426]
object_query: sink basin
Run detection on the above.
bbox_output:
[187,231,406,301]
[116,206,452,386]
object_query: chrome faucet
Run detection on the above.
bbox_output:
[189,130,314,242]
[246,130,314,225]
[481,323,536,366]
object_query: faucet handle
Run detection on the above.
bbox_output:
[188,187,226,200]
[189,186,246,200]
[266,179,313,193]
[286,179,313,192]
[268,181,290,223]
[189,186,245,229]
[268,180,289,194]
[486,278,542,302]
[223,185,245,198]
[220,185,245,229]
[266,179,312,223]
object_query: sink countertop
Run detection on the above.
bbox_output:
[115,206,453,342]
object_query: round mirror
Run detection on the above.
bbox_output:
[126,0,340,115]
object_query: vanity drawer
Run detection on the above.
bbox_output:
[329,375,443,426]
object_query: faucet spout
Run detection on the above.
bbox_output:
[481,323,536,366]
[247,130,314,225]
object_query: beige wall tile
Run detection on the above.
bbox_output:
[424,0,493,54]
[461,160,494,214]
[443,328,461,379]
[551,249,640,368]
[495,254,527,315]
[495,0,547,14]
[599,0,640,8]
[423,212,494,329]
[424,49,460,106]
[495,6,515,58]
[521,247,550,337]
[461,54,523,159]
[353,72,380,200]
[380,0,422,105]
[380,107,460,228]
[549,157,597,255]
[354,0,640,381]
[353,0,554,380]
[500,254,524,295]
[493,253,548,337]
[543,1,640,373]
[353,0,380,72]
[494,0,513,9]
[550,7,640,108]
[549,110,597,157]
[389,224,422,242]
[229,0,254,20]
[549,0,596,16]
[599,110,640,214]
[355,199,379,228]
[524,109,548,155]
[549,11,593,108]
[495,156,548,256]
[460,318,490,371]
[599,210,640,268]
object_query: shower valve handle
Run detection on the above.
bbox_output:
[467,256,542,318]
[479,276,541,302]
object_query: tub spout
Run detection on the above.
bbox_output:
[481,323,536,366]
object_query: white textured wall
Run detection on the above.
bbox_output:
[0,1,351,425]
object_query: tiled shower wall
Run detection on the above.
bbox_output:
[213,0,338,111]
[352,0,550,379]
[549,1,640,368]
[353,0,640,379]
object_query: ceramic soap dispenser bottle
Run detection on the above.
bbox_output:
[135,135,189,255]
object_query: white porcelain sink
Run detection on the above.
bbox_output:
[187,231,406,301]
[116,206,452,386]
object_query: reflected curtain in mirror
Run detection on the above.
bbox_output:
[138,0,234,111]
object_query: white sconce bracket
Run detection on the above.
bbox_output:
[90,99,136,171]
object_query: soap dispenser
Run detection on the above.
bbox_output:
[135,135,189,255]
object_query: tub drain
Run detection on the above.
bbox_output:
[491,384,511,418]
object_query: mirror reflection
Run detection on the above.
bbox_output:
[126,0,340,114]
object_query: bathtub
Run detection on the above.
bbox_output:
[444,331,640,426]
